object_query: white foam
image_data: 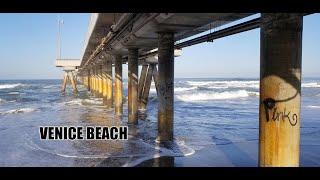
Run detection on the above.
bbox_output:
[0,108,36,115]
[176,90,251,102]
[175,87,197,92]
[0,83,23,89]
[186,80,259,89]
[150,86,197,93]
[307,105,320,109]
[302,82,320,88]
[64,98,103,106]
[8,92,20,95]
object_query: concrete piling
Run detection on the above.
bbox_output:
[157,32,174,142]
[138,64,149,101]
[61,72,68,92]
[98,64,103,97]
[105,59,113,108]
[128,48,139,124]
[68,71,78,94]
[259,13,303,167]
[102,61,108,104]
[139,64,153,110]
[114,55,123,115]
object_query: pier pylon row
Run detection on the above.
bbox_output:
[78,13,304,167]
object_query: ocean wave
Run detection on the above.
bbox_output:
[7,92,20,95]
[176,90,253,102]
[175,87,197,92]
[64,98,103,106]
[0,108,37,115]
[302,82,320,88]
[0,98,5,103]
[150,86,197,93]
[186,80,259,89]
[307,105,320,109]
[0,83,24,89]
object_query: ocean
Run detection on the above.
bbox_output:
[0,78,319,166]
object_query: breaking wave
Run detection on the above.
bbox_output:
[186,80,259,89]
[0,108,37,115]
[0,98,5,103]
[64,98,103,106]
[176,90,254,102]
[0,83,24,89]
[307,105,320,109]
[302,82,320,88]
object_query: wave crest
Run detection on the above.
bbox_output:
[0,83,24,89]
[176,90,254,102]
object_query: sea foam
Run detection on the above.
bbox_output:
[0,83,23,89]
[302,82,320,88]
[176,90,252,102]
[0,108,36,115]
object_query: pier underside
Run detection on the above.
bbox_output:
[69,13,307,167]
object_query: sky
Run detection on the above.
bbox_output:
[0,13,319,80]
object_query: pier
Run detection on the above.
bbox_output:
[57,13,308,167]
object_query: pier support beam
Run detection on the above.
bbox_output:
[94,65,99,97]
[104,59,113,108]
[92,66,95,95]
[69,71,78,94]
[102,62,108,104]
[90,67,94,94]
[128,48,139,124]
[259,13,303,167]
[138,64,149,101]
[115,55,123,115]
[87,69,91,91]
[61,72,68,92]
[157,32,174,142]
[98,64,103,97]
[139,64,154,110]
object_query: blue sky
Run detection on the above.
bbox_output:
[0,13,319,79]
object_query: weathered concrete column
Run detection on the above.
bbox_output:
[94,65,99,96]
[98,64,103,97]
[93,66,97,95]
[128,48,139,124]
[61,72,68,92]
[152,65,160,97]
[102,62,108,104]
[114,55,123,115]
[259,13,303,167]
[138,64,149,101]
[90,67,93,93]
[157,32,174,142]
[87,69,91,91]
[68,71,78,94]
[139,64,154,110]
[105,59,113,108]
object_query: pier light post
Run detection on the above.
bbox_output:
[259,13,303,167]
[114,55,123,115]
[128,48,139,124]
[157,32,174,142]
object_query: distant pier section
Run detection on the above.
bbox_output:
[55,58,81,93]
